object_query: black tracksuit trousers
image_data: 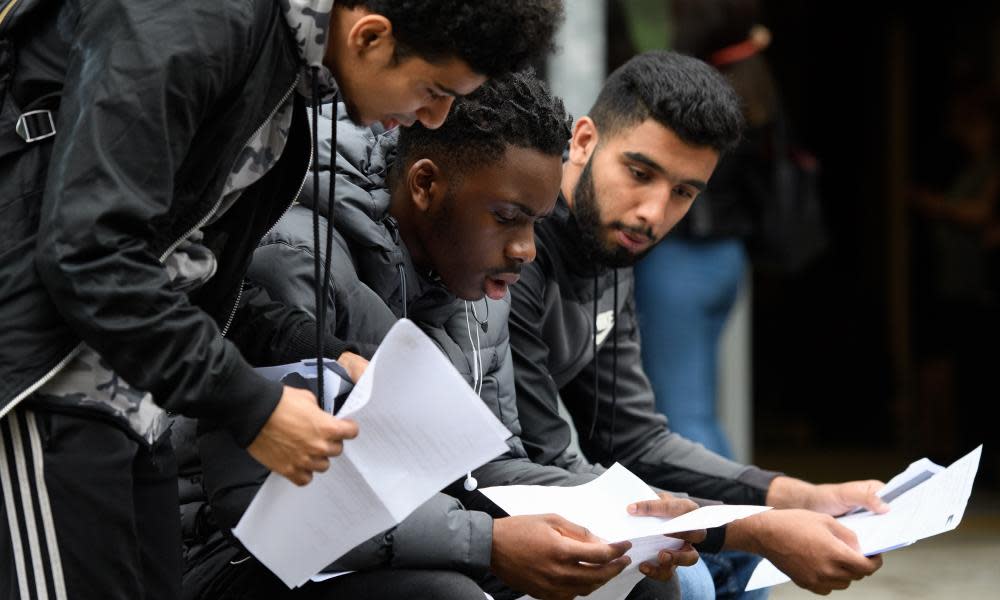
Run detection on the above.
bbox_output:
[1,407,182,600]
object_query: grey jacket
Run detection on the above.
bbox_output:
[509,195,782,509]
[254,111,602,492]
[203,110,597,576]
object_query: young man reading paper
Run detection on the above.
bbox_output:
[188,72,702,600]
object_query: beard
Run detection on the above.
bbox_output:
[570,157,654,269]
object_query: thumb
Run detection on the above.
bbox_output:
[828,518,862,552]
[628,497,697,517]
[853,480,890,514]
[320,414,359,440]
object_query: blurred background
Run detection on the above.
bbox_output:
[545,1,999,597]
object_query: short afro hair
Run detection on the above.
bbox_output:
[394,70,572,181]
[339,1,565,78]
[590,50,744,154]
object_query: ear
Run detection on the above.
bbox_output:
[568,117,600,166]
[407,158,445,213]
[345,14,395,62]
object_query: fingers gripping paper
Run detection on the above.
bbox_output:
[234,319,512,588]
[483,464,771,600]
[745,445,983,591]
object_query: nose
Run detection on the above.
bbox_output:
[633,194,669,231]
[506,228,537,265]
[415,96,455,130]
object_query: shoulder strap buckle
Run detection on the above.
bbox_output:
[15,109,55,143]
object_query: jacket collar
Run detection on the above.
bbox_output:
[280,0,339,100]
[307,109,457,326]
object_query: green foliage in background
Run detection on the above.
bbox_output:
[619,0,671,51]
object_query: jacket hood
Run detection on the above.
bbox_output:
[252,110,529,464]
[304,108,457,326]
[280,0,339,99]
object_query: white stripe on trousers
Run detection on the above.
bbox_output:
[26,412,68,599]
[0,409,67,600]
[0,420,31,600]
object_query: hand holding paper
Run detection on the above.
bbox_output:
[767,475,890,516]
[491,514,633,600]
[247,384,359,486]
[482,463,771,600]
[624,493,704,580]
[234,320,512,588]
[729,508,883,595]
[745,445,983,592]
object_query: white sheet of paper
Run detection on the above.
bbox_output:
[482,463,770,543]
[841,456,944,518]
[309,571,354,583]
[745,445,983,591]
[484,463,770,600]
[234,319,512,588]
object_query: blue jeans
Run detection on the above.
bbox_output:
[619,552,766,600]
[701,550,770,600]
[634,238,747,458]
[676,558,714,600]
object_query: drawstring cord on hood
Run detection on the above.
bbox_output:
[463,301,484,491]
[310,67,338,407]
[588,273,600,440]
[609,269,618,459]
[386,216,408,319]
[586,269,619,462]
[396,264,408,319]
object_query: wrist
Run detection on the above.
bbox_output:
[490,517,507,570]
[765,475,815,509]
[723,513,766,555]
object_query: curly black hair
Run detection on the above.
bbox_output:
[338,1,565,78]
[394,70,572,181]
[590,50,744,154]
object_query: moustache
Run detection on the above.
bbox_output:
[486,264,522,277]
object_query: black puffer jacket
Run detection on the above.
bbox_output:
[0,0,334,446]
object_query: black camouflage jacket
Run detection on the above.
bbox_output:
[0,0,343,446]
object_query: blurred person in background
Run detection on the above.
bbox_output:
[633,0,780,461]
[910,84,999,465]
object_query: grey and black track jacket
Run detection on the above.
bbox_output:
[509,195,782,509]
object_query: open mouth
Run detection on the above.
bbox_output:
[484,273,520,300]
[380,115,416,130]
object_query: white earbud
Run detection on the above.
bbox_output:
[463,472,478,492]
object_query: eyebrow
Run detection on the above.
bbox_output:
[432,82,461,97]
[623,151,708,191]
[505,201,552,219]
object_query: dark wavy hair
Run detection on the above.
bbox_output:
[394,70,572,180]
[339,1,565,78]
[589,50,744,154]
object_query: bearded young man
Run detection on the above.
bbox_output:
[507,51,888,597]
